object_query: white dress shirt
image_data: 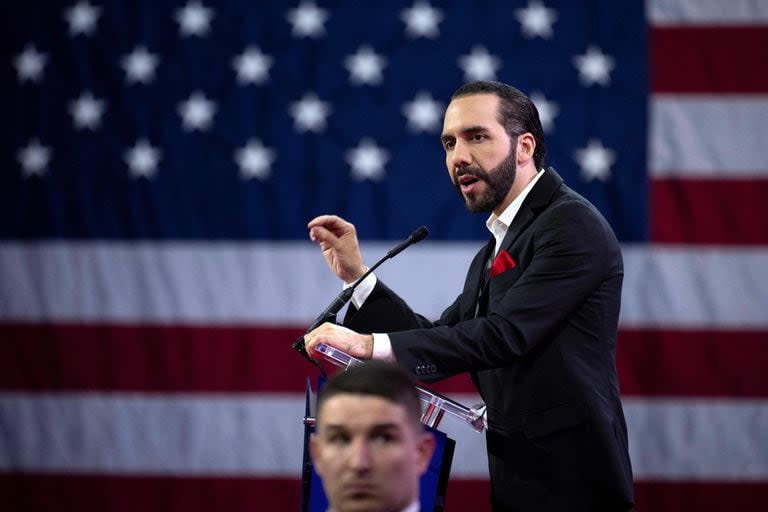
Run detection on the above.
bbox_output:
[326,499,419,512]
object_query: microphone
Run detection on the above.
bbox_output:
[386,225,429,259]
[292,225,430,370]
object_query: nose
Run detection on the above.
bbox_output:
[348,440,372,472]
[450,139,472,170]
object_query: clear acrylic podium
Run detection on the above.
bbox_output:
[300,343,486,512]
[314,343,486,432]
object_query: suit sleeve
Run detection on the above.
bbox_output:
[390,199,622,382]
[343,280,462,333]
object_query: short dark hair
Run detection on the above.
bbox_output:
[317,361,422,429]
[451,80,547,170]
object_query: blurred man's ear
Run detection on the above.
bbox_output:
[416,431,437,475]
[309,434,324,476]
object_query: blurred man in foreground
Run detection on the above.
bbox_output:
[311,360,436,512]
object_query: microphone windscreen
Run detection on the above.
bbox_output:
[410,226,429,243]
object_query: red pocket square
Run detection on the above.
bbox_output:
[490,250,517,278]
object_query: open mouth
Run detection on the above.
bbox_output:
[458,174,481,193]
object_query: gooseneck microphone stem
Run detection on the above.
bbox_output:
[291,226,429,372]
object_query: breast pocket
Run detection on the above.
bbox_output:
[488,267,521,306]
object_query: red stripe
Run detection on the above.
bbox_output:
[0,323,310,393]
[448,480,768,511]
[651,26,768,93]
[617,329,768,397]
[634,481,768,511]
[2,324,767,397]
[1,475,766,511]
[0,474,301,512]
[0,322,478,394]
[443,479,492,511]
[651,179,768,245]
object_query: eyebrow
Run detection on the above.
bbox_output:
[369,423,400,433]
[323,422,401,432]
[441,125,489,143]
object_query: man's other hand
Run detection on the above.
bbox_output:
[305,322,374,360]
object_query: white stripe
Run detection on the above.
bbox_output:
[1,393,767,480]
[624,398,768,480]
[0,241,342,325]
[648,0,768,25]
[0,392,304,476]
[2,242,767,328]
[620,245,768,329]
[650,96,768,177]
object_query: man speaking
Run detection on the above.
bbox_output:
[304,81,634,511]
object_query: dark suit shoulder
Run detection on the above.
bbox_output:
[546,185,619,244]
[526,186,622,277]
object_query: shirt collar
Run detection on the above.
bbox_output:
[329,501,419,512]
[485,168,545,252]
[402,501,420,512]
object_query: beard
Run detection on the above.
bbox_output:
[453,149,517,213]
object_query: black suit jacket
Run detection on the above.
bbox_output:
[345,169,634,511]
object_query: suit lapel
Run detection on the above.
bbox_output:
[474,235,496,317]
[461,235,495,320]
[497,167,564,254]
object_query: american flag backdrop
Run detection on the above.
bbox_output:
[1,0,767,510]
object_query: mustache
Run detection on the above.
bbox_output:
[454,167,489,184]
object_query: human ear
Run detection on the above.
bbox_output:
[517,133,536,164]
[416,431,437,475]
[309,434,325,476]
